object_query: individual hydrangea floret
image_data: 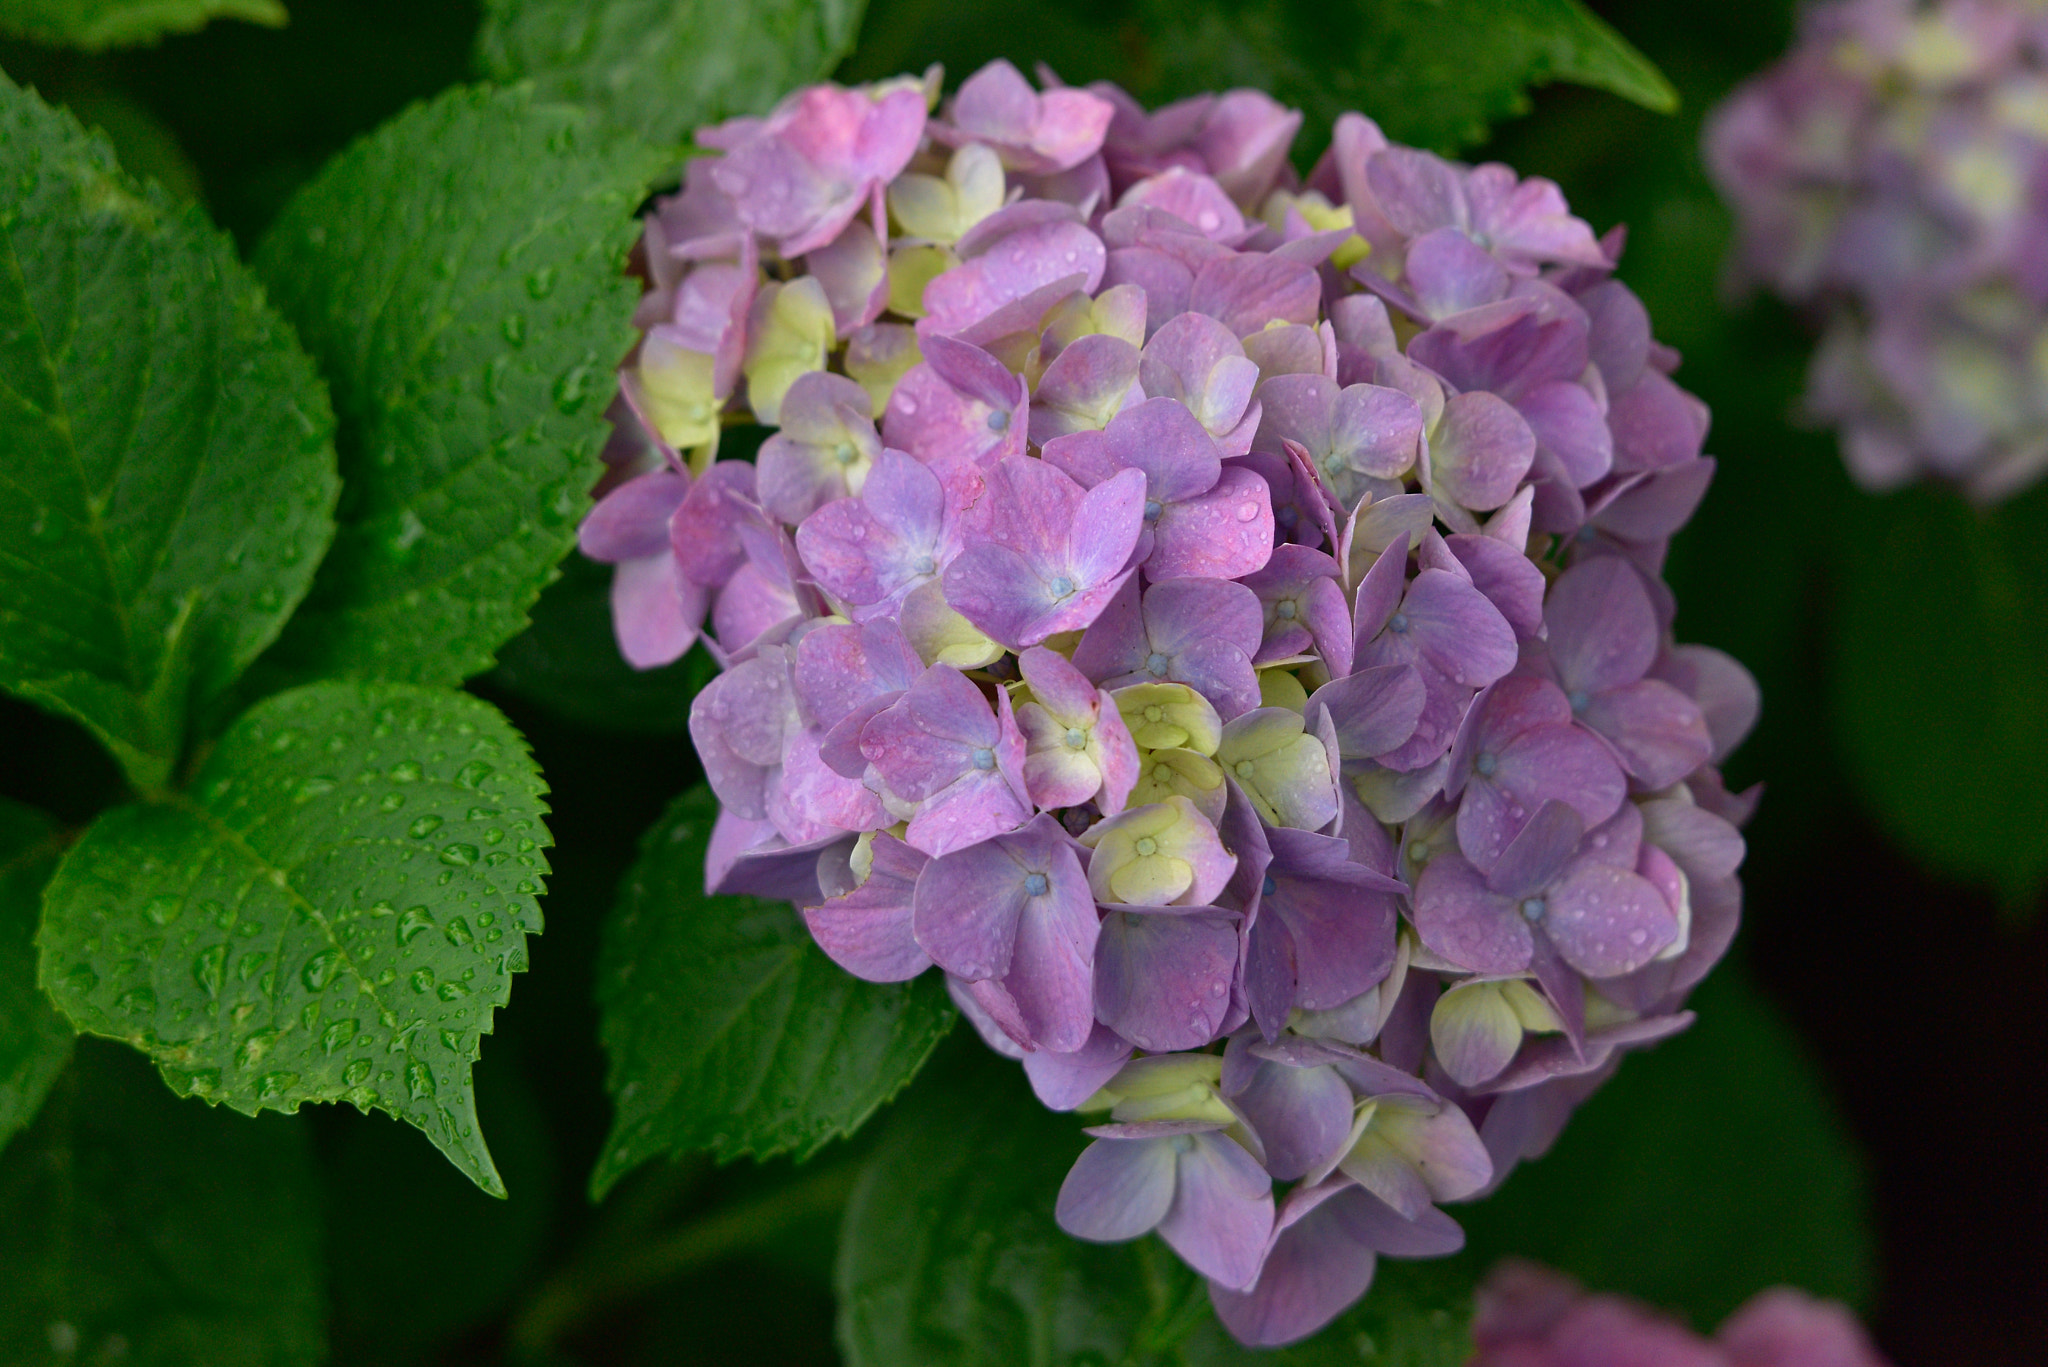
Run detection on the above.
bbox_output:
[1469,1260,1893,1367]
[1708,0,2048,501]
[587,60,1758,1348]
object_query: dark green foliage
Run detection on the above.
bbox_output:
[0,73,339,792]
[1143,0,1675,152]
[0,796,70,1149]
[490,551,719,734]
[38,681,550,1194]
[0,0,284,50]
[477,0,868,147]
[593,786,955,1195]
[0,1041,324,1367]
[252,85,663,692]
[1832,482,2048,912]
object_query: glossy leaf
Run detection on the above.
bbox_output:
[0,73,339,791]
[0,796,70,1151]
[593,786,954,1196]
[38,680,550,1195]
[0,1041,324,1366]
[476,0,868,148]
[253,85,664,691]
[1143,0,1677,152]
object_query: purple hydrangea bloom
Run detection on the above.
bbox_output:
[586,60,1757,1348]
[1708,0,2048,501]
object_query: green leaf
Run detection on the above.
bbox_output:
[488,550,718,734]
[0,1040,324,1367]
[1460,966,1875,1322]
[1140,0,1677,152]
[37,679,551,1195]
[836,1039,1472,1367]
[0,0,284,50]
[251,85,666,692]
[0,73,340,792]
[0,796,71,1150]
[592,786,955,1197]
[1831,481,2048,912]
[476,0,869,147]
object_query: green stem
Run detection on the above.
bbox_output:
[509,1161,859,1359]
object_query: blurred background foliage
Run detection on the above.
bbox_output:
[1,0,2042,1363]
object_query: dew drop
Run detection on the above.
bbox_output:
[408,815,444,839]
[440,842,479,867]
[192,944,226,998]
[302,950,341,991]
[143,895,182,926]
[455,760,494,788]
[397,906,435,945]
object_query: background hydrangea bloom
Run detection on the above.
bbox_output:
[1470,1260,1893,1367]
[586,60,1756,1347]
[1707,0,2048,501]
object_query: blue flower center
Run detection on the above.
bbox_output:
[834,441,857,466]
[1065,727,1087,749]
[1519,896,1547,922]
[913,555,936,576]
[1143,499,1163,523]
[1276,599,1297,620]
[1389,612,1410,634]
[1170,1134,1195,1154]
[1262,874,1277,896]
[986,409,1010,432]
[1277,506,1298,527]
[1024,872,1050,896]
[1567,688,1591,713]
[1146,652,1171,677]
[1049,575,1076,598]
[1134,836,1159,857]
[1475,751,1498,778]
[971,747,996,771]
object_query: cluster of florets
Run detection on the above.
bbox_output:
[1469,1261,1892,1367]
[581,59,1758,1347]
[1708,0,2048,501]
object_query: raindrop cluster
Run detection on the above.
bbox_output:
[583,60,1757,1346]
[1709,0,2048,501]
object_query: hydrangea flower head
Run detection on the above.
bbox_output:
[1708,0,2048,501]
[588,61,1756,1347]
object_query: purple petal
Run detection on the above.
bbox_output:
[581,467,690,562]
[1024,1022,1134,1110]
[1307,664,1426,760]
[1406,227,1509,317]
[1518,379,1613,487]
[1543,858,1679,978]
[1189,252,1322,336]
[1578,679,1713,790]
[1148,466,1276,580]
[1057,1135,1178,1242]
[1444,533,1546,639]
[609,554,706,668]
[925,219,1107,335]
[1223,1050,1355,1182]
[1208,1179,1376,1348]
[1095,907,1240,1051]
[804,835,932,980]
[1545,556,1658,698]
[1486,798,1585,900]
[1158,1132,1276,1290]
[1413,852,1532,974]
[1029,334,1141,441]
[1428,390,1537,511]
